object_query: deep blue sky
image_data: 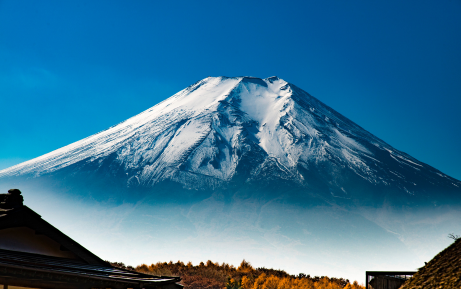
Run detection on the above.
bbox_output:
[1,0,460,180]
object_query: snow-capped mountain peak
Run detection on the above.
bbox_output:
[1,76,459,199]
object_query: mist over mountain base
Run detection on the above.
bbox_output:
[2,177,459,282]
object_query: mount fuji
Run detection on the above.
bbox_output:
[1,76,460,281]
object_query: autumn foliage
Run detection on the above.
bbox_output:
[127,259,365,289]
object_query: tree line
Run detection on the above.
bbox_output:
[111,259,364,289]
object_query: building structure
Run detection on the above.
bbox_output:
[365,271,415,289]
[0,189,181,289]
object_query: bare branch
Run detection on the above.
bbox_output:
[448,233,460,241]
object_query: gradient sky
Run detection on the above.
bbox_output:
[1,0,460,183]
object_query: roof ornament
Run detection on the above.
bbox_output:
[0,189,24,209]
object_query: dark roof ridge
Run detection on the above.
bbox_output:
[0,205,106,265]
[401,238,461,288]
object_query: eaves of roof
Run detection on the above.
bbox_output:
[0,248,181,288]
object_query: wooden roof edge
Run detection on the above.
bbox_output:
[366,271,417,275]
[0,261,179,285]
[0,247,181,283]
[0,205,182,284]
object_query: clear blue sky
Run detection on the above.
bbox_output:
[1,0,460,180]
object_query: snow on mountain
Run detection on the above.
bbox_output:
[0,76,459,199]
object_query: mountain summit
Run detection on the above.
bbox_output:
[1,76,460,281]
[1,76,459,205]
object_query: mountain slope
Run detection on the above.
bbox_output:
[1,76,459,206]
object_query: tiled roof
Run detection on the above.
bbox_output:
[0,205,106,265]
[0,200,181,288]
[400,238,461,289]
[0,248,180,285]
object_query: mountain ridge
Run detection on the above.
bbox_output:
[1,76,459,204]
